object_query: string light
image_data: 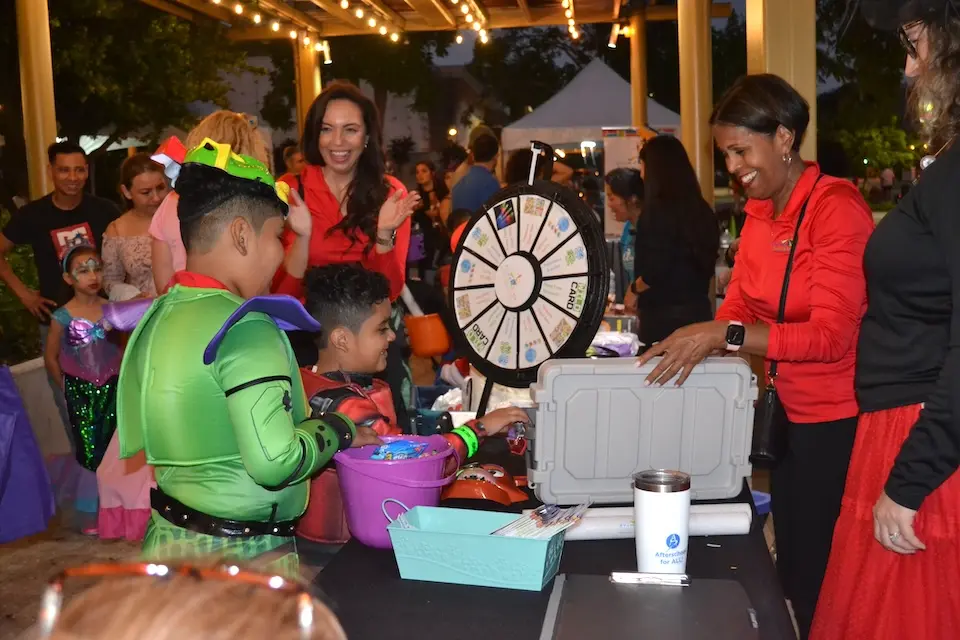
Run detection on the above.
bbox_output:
[479,28,486,37]
[390,32,399,42]
[456,33,464,43]
[252,12,261,23]
[460,4,469,13]
[480,32,488,43]
[234,3,243,14]
[472,21,481,30]
[368,16,377,27]
[340,0,349,7]
[354,7,364,17]
[211,0,221,4]
[314,41,323,51]
[303,34,311,45]
[289,29,298,39]
[379,25,388,34]
[271,20,280,31]
[465,13,473,22]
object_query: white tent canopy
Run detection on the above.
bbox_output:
[500,59,680,152]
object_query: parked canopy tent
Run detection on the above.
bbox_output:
[500,59,680,152]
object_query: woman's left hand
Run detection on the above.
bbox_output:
[286,187,312,238]
[636,320,728,386]
[873,491,925,554]
[378,191,422,233]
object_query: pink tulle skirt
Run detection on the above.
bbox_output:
[96,431,154,541]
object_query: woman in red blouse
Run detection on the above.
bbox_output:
[638,75,875,639]
[272,81,420,423]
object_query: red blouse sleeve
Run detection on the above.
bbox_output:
[271,227,303,298]
[361,178,411,301]
[766,184,874,362]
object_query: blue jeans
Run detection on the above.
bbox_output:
[38,323,76,454]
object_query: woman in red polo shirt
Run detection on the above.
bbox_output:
[272,80,420,425]
[637,74,874,639]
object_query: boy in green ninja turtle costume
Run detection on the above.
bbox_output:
[115,139,380,564]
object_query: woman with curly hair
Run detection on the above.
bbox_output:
[812,2,960,638]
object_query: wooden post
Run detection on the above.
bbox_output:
[678,0,714,205]
[294,38,323,137]
[17,0,58,200]
[746,0,817,160]
[629,11,647,127]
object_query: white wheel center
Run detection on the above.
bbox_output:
[494,254,537,310]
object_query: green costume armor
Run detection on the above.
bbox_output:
[115,139,348,566]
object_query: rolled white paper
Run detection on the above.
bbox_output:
[525,503,753,541]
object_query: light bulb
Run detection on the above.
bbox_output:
[571,30,579,39]
[564,9,572,18]
[379,25,388,35]
[340,0,349,7]
[212,0,221,4]
[567,18,575,26]
[368,17,377,27]
[478,29,486,37]
[303,35,311,45]
[253,12,261,23]
[465,13,473,22]
[472,21,481,30]
[460,4,469,13]
[289,29,298,39]
[234,3,243,14]
[355,7,363,18]
[480,34,488,43]
[271,20,280,31]
[390,32,399,42]
[561,0,569,6]
[456,33,463,43]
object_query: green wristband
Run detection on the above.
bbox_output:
[452,425,479,459]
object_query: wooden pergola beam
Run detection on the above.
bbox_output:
[142,0,195,21]
[229,3,731,38]
[301,0,371,31]
[171,0,237,23]
[401,0,458,27]
[359,0,407,27]
[517,0,532,23]
[258,0,328,32]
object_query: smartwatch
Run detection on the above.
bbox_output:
[725,321,745,352]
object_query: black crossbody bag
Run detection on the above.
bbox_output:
[749,175,822,468]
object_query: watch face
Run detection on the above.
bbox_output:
[726,323,746,346]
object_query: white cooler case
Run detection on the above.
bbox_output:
[528,357,758,504]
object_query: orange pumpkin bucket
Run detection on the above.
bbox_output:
[405,313,451,358]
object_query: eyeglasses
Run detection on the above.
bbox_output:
[898,20,925,59]
[39,562,318,639]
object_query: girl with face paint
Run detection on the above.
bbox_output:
[43,244,123,536]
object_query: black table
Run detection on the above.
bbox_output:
[312,442,795,639]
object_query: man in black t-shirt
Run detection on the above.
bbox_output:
[0,141,119,317]
[0,141,119,457]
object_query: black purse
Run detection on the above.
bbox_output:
[749,176,822,469]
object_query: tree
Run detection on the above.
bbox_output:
[469,27,593,121]
[0,0,251,195]
[835,118,919,177]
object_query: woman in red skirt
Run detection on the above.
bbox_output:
[812,2,960,638]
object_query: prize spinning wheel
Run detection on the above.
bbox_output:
[448,143,608,412]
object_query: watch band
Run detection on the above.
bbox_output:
[725,320,744,352]
[376,229,397,247]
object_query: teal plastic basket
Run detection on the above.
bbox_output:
[387,506,565,591]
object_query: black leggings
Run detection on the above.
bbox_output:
[771,415,857,639]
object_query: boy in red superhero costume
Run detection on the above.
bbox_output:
[297,264,529,543]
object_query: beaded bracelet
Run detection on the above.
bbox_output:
[452,425,480,459]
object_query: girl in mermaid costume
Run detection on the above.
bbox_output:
[109,139,381,570]
[44,244,122,535]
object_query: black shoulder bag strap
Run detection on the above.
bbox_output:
[750,174,822,467]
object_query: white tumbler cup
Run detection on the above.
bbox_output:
[633,469,691,574]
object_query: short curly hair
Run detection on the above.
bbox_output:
[304,264,391,348]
